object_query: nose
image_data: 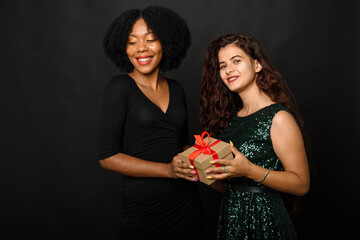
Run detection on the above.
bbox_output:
[225,67,234,74]
[137,40,148,52]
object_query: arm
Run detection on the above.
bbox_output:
[260,110,310,195]
[206,111,310,196]
[98,77,194,180]
[100,153,174,178]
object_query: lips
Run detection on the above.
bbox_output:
[136,55,153,65]
[227,76,239,83]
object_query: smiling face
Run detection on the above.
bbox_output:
[218,44,262,93]
[126,18,163,76]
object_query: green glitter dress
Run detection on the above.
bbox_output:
[216,103,297,240]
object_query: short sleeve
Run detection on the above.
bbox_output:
[98,75,133,160]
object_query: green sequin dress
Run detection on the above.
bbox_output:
[216,103,297,240]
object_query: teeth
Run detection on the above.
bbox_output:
[137,57,152,62]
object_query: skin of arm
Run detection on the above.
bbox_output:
[206,111,310,196]
[99,151,195,181]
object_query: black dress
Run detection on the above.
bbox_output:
[98,74,201,240]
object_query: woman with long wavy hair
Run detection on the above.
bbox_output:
[200,34,310,239]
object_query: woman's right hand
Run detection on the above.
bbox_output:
[168,154,198,182]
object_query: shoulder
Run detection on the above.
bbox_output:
[271,109,301,138]
[167,78,186,95]
[265,104,293,124]
[166,78,183,89]
[103,74,135,95]
[105,74,134,89]
[101,74,136,106]
[267,103,289,115]
[272,110,296,126]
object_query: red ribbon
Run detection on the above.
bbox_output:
[188,131,221,181]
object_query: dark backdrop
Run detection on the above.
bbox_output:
[2,0,359,239]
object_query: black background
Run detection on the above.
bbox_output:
[2,0,359,239]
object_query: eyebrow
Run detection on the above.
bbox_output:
[219,55,242,65]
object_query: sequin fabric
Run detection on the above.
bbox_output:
[216,103,297,240]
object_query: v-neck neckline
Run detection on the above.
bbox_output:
[127,74,171,115]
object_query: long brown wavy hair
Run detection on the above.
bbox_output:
[200,34,304,138]
[200,34,309,216]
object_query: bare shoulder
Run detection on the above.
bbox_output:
[271,110,300,134]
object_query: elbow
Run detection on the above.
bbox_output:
[99,153,124,173]
[99,158,111,170]
[294,182,310,196]
[297,186,309,197]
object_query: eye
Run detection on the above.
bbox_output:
[234,59,240,64]
[128,41,136,45]
[219,65,226,70]
[146,39,156,42]
[146,33,158,42]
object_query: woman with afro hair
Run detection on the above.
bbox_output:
[98,6,201,240]
[200,34,310,239]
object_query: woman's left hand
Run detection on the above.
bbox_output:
[205,143,253,180]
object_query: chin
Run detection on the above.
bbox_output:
[227,85,240,92]
[139,67,159,75]
[134,62,161,75]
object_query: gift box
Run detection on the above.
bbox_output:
[179,131,234,185]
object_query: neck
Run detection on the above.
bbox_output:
[129,69,161,90]
[237,84,274,115]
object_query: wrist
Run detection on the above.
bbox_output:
[167,163,176,179]
[246,163,268,182]
[244,161,256,179]
[254,169,270,183]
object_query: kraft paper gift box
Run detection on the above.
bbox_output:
[179,132,234,185]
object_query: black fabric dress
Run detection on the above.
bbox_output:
[98,74,201,240]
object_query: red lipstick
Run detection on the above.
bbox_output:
[136,55,153,65]
[227,76,239,83]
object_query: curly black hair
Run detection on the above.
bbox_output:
[103,6,191,72]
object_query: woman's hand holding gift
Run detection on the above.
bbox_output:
[168,154,198,182]
[205,141,253,180]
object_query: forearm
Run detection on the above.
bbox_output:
[99,153,172,178]
[247,164,309,196]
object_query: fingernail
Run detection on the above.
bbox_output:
[192,170,197,174]
[193,179,198,182]
[189,165,194,169]
[230,141,234,146]
[206,176,212,179]
[209,161,215,164]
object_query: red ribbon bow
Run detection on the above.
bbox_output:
[188,131,221,181]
